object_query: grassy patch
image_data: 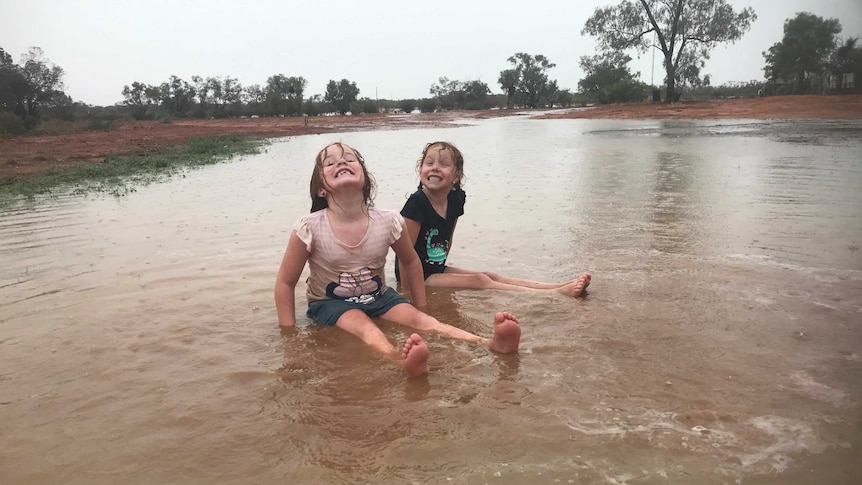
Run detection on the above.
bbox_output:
[0,135,268,203]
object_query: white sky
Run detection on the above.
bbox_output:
[1,0,860,106]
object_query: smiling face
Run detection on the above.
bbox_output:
[321,144,364,187]
[309,143,376,212]
[418,142,463,193]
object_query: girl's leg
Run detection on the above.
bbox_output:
[335,309,429,376]
[379,303,520,353]
[428,267,591,297]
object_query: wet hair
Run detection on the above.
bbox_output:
[416,141,465,194]
[309,142,376,212]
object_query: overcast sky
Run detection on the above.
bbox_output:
[1,0,860,106]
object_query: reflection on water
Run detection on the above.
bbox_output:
[1,118,861,483]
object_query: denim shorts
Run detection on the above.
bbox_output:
[306,287,409,326]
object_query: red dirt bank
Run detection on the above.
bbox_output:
[2,95,860,180]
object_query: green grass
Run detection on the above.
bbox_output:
[0,135,268,203]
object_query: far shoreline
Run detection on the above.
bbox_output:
[540,94,862,120]
[1,94,860,183]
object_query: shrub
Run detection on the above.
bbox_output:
[419,99,438,113]
[399,100,415,114]
[86,118,114,131]
[0,111,27,135]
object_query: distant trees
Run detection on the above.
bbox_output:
[429,78,491,110]
[829,37,862,90]
[1,46,71,133]
[160,75,196,117]
[583,0,756,101]
[398,99,415,114]
[762,12,842,94]
[18,47,67,117]
[350,97,379,115]
[497,69,519,109]
[263,74,306,117]
[578,51,648,104]
[218,77,244,114]
[324,79,360,115]
[121,81,157,120]
[551,88,575,107]
[0,48,28,118]
[502,53,557,108]
[244,84,265,107]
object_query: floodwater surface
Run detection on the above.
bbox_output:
[1,115,861,484]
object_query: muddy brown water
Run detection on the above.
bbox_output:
[2,116,861,484]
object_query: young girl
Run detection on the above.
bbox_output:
[397,141,591,296]
[274,142,521,377]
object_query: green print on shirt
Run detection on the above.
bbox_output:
[425,228,448,264]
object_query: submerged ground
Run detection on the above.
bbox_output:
[1,104,861,483]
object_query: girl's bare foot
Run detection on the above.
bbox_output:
[489,312,520,353]
[558,272,591,297]
[401,333,429,377]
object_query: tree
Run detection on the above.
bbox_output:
[191,75,210,115]
[830,38,862,73]
[244,84,265,105]
[264,74,307,116]
[583,0,756,102]
[504,53,557,108]
[553,88,575,107]
[463,80,491,109]
[350,97,378,115]
[121,81,156,119]
[0,48,12,68]
[828,37,862,89]
[198,75,243,117]
[429,77,463,109]
[158,75,196,116]
[429,78,490,110]
[0,47,28,116]
[398,99,415,114]
[19,47,66,117]
[324,79,359,115]
[497,68,519,108]
[220,76,243,115]
[578,51,648,103]
[418,98,438,113]
[762,12,842,94]
[579,51,633,92]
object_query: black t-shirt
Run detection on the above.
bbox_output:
[395,188,466,280]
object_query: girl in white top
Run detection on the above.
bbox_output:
[274,142,521,377]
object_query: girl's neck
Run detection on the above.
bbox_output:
[422,186,450,205]
[325,191,368,221]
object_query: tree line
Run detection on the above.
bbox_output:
[580,1,861,102]
[3,1,861,135]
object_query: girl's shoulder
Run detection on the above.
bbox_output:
[294,209,326,227]
[293,210,327,243]
[369,207,405,241]
[405,189,428,204]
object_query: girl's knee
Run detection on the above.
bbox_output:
[470,273,495,286]
[414,311,440,330]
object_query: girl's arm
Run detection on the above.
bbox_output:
[392,223,427,307]
[274,230,309,327]
[404,217,422,247]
